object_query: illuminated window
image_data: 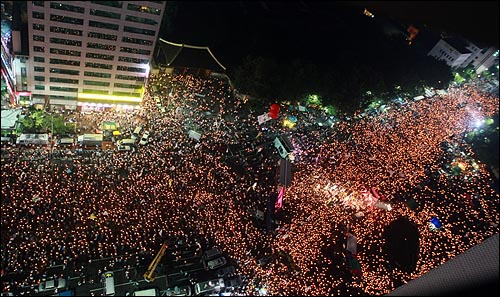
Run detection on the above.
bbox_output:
[50,48,81,57]
[119,47,151,55]
[50,2,85,13]
[50,68,80,76]
[50,14,84,25]
[50,26,83,36]
[50,37,82,47]
[33,35,44,42]
[86,52,115,61]
[117,65,146,73]
[122,36,153,46]
[32,11,44,19]
[115,74,145,81]
[33,23,44,31]
[84,80,110,87]
[85,62,113,70]
[88,31,117,41]
[84,71,112,78]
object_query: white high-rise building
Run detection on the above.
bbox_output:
[25,1,166,110]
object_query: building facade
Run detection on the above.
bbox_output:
[428,36,499,74]
[427,38,472,69]
[25,1,165,111]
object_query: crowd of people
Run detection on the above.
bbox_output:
[1,72,499,295]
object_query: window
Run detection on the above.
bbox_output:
[127,3,161,15]
[50,37,82,47]
[34,66,45,72]
[122,37,153,46]
[117,65,146,73]
[34,76,45,82]
[89,20,119,31]
[113,91,141,96]
[50,95,78,101]
[50,48,81,57]
[114,83,143,89]
[50,68,80,75]
[119,47,151,55]
[33,46,45,53]
[125,15,158,26]
[84,71,112,78]
[34,57,45,63]
[50,26,83,36]
[50,77,79,84]
[86,52,115,61]
[118,56,149,64]
[85,62,113,70]
[115,74,145,81]
[87,42,116,51]
[35,85,45,90]
[50,2,85,13]
[90,9,121,19]
[32,11,44,19]
[123,26,156,36]
[83,89,109,95]
[50,58,81,67]
[50,86,79,92]
[33,35,44,42]
[32,1,44,6]
[88,32,117,41]
[50,14,84,25]
[33,23,44,31]
[84,80,110,87]
[90,1,123,8]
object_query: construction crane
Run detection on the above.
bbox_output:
[144,242,168,282]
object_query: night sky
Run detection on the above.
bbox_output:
[355,1,500,47]
[162,1,499,70]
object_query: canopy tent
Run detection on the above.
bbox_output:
[153,38,226,73]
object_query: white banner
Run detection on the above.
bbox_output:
[188,130,201,141]
[257,113,271,125]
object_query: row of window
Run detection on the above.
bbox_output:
[32,2,161,17]
[32,71,145,82]
[33,20,157,37]
[33,82,143,91]
[32,89,141,98]
[34,66,144,84]
[33,43,152,56]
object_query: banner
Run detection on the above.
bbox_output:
[258,113,271,125]
[188,130,201,141]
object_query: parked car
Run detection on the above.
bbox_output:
[216,265,235,278]
[116,145,134,152]
[203,248,221,261]
[207,257,227,270]
[139,131,150,145]
[38,278,66,292]
[165,285,191,296]
[194,278,225,295]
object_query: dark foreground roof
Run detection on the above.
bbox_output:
[153,38,226,72]
[388,233,499,296]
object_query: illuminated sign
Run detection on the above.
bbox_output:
[78,93,143,103]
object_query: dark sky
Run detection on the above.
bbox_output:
[163,1,499,69]
[351,1,499,47]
